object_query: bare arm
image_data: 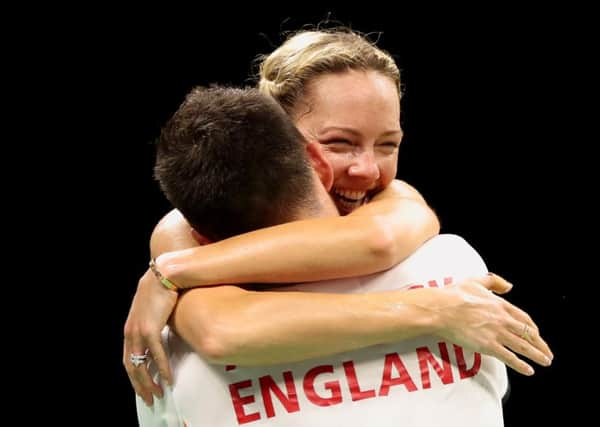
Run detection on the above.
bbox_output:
[156,179,440,288]
[126,182,435,403]
[150,209,199,254]
[173,285,432,364]
[123,210,200,405]
[126,206,552,405]
[172,278,553,372]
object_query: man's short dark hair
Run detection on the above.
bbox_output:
[154,86,315,241]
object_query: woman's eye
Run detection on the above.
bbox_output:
[321,140,354,152]
[325,139,352,146]
[378,142,399,150]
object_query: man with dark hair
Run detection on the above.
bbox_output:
[154,86,320,241]
[130,85,545,426]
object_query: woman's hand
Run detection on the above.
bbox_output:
[429,273,553,375]
[123,269,178,406]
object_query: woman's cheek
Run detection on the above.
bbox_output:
[378,158,398,185]
[326,156,351,180]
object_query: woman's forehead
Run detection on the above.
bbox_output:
[297,71,401,136]
[306,71,398,111]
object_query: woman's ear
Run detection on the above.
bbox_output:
[306,141,334,192]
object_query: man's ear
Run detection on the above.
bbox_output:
[191,229,212,246]
[306,141,334,191]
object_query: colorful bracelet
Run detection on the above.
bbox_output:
[149,258,179,291]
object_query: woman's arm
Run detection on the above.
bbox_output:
[157,179,440,288]
[125,181,437,404]
[172,278,553,374]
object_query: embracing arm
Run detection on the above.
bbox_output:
[125,190,435,405]
[156,179,439,288]
[172,277,553,374]
[127,208,549,407]
[173,285,433,364]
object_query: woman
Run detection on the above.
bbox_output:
[125,29,552,405]
[140,30,436,286]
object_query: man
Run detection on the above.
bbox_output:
[132,86,550,426]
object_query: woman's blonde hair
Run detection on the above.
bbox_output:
[256,28,401,116]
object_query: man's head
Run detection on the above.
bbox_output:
[154,85,334,241]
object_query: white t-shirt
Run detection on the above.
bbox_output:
[137,234,508,426]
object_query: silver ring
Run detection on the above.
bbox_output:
[130,350,149,367]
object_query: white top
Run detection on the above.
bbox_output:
[137,234,508,426]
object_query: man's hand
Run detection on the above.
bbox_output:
[123,268,178,406]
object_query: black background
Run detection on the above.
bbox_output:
[37,5,581,425]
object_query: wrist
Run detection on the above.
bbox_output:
[149,257,180,291]
[419,288,449,336]
[157,247,211,289]
[403,288,444,336]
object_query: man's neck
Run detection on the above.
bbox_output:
[295,176,340,220]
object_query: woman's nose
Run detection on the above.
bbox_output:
[348,151,380,181]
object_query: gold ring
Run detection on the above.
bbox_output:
[521,323,531,341]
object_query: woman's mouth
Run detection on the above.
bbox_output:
[333,188,367,214]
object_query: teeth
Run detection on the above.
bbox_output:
[334,197,365,214]
[332,188,368,214]
[334,189,367,201]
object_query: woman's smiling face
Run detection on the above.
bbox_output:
[294,69,403,214]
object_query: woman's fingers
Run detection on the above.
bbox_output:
[450,275,554,375]
[503,302,554,361]
[501,324,552,368]
[148,338,173,387]
[491,344,535,376]
[482,272,513,294]
[123,343,161,406]
[123,328,167,406]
